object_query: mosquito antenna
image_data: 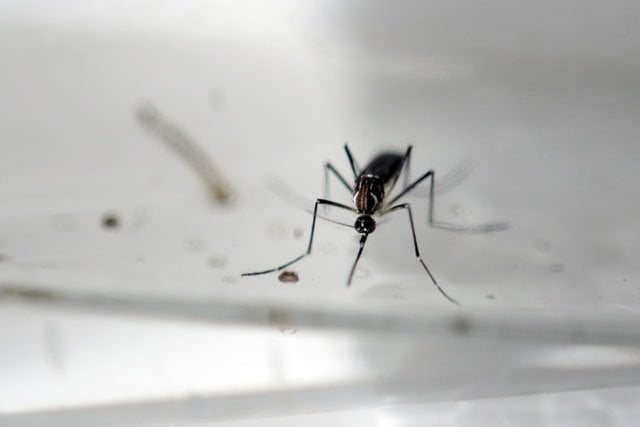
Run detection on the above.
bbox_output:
[347,234,368,286]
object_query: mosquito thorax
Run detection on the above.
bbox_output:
[353,175,384,214]
[354,215,376,235]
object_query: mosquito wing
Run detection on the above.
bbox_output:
[267,177,355,228]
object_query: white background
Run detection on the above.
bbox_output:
[1,1,640,425]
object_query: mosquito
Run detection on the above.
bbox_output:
[242,145,507,304]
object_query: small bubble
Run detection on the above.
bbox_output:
[183,238,206,253]
[534,239,551,252]
[486,294,496,300]
[278,271,299,283]
[319,241,337,255]
[208,255,228,268]
[449,204,465,217]
[135,256,145,263]
[131,208,151,229]
[221,276,237,284]
[267,224,286,239]
[551,263,565,273]
[279,327,298,336]
[354,267,369,279]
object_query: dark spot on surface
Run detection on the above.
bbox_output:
[0,286,54,301]
[268,309,287,324]
[0,255,9,263]
[208,183,232,204]
[486,294,496,300]
[451,316,472,335]
[278,271,299,283]
[551,263,565,273]
[221,276,237,284]
[102,213,120,229]
[622,278,628,283]
[135,256,145,263]
[293,227,304,240]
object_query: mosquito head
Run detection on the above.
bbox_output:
[354,215,376,235]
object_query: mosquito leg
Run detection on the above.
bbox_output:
[323,161,353,201]
[242,198,356,277]
[389,170,508,233]
[389,170,434,207]
[386,203,459,305]
[344,143,361,178]
[402,145,413,189]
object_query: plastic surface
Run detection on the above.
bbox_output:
[1,1,640,425]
